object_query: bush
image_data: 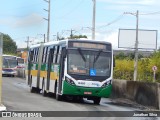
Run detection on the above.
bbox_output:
[114,51,160,82]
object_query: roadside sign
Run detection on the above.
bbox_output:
[152,66,157,72]
[152,66,157,82]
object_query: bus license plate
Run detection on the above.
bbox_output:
[84,92,92,95]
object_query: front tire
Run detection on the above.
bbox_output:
[56,93,62,101]
[93,97,101,105]
[55,84,62,101]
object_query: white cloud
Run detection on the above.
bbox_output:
[101,32,119,49]
[16,41,27,48]
[98,0,157,5]
[14,13,43,28]
[0,13,43,28]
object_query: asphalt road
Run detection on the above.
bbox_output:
[1,77,158,120]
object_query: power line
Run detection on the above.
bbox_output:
[95,10,160,29]
[25,36,32,50]
[140,11,160,15]
[81,13,124,30]
[56,0,84,19]
[60,0,74,9]
[97,13,125,29]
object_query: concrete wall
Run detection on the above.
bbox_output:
[111,79,160,109]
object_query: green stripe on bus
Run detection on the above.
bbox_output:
[28,63,38,70]
[41,64,47,71]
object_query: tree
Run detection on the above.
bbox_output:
[3,34,17,54]
[68,35,87,39]
[115,52,126,60]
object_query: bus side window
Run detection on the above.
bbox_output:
[42,47,47,63]
[57,46,62,64]
[35,48,39,62]
[34,49,36,62]
[53,46,57,64]
[33,48,36,63]
[55,46,60,64]
[29,50,34,62]
[46,47,50,63]
[62,47,67,58]
[44,47,48,63]
[51,46,55,63]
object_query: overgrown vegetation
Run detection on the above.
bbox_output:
[114,51,160,82]
[3,34,17,55]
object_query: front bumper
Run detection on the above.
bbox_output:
[2,71,17,75]
[63,80,112,98]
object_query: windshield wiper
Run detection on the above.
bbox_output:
[77,48,86,62]
[94,50,102,63]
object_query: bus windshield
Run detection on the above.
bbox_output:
[3,59,17,68]
[67,49,111,77]
[17,58,24,64]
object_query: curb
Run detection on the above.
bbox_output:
[108,98,155,110]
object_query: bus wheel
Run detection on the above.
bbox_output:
[56,93,62,101]
[93,97,101,105]
[30,87,36,93]
[73,96,83,103]
[55,87,62,101]
[42,85,47,97]
[55,82,62,101]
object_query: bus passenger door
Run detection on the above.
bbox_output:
[58,47,66,94]
[46,48,54,91]
[28,50,34,86]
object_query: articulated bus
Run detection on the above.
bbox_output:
[26,39,113,104]
[3,54,17,60]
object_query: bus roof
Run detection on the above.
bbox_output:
[29,39,112,49]
[3,54,17,57]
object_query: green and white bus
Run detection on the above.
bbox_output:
[26,39,113,104]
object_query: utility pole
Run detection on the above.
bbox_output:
[57,32,59,41]
[43,0,51,42]
[25,36,31,50]
[0,33,2,106]
[134,10,139,81]
[0,33,6,111]
[92,0,96,40]
[124,10,139,81]
[70,29,75,39]
[44,34,45,43]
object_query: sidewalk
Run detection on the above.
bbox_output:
[107,98,158,111]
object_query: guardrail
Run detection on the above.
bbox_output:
[111,79,160,109]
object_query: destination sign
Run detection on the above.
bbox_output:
[73,43,106,49]
[68,41,111,51]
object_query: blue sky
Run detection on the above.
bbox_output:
[0,0,160,49]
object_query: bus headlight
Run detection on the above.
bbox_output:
[65,77,75,85]
[101,80,112,88]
